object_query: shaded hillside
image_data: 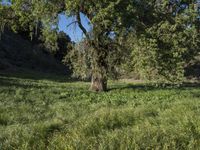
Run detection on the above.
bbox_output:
[0,30,68,75]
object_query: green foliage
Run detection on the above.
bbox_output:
[1,73,200,149]
[1,0,200,86]
[127,1,200,83]
[0,0,63,51]
[64,39,92,79]
[65,38,128,80]
[0,4,13,36]
[64,0,146,84]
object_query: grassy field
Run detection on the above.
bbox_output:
[0,73,200,150]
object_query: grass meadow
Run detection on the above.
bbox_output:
[0,73,200,149]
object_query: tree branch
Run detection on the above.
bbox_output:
[66,21,78,27]
[76,10,90,40]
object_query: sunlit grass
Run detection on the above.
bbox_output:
[0,73,200,149]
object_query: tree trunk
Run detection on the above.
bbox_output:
[90,75,107,92]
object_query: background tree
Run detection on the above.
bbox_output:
[126,0,200,84]
[0,0,73,60]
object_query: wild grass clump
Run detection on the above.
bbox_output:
[0,74,200,149]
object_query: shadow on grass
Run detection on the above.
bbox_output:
[0,71,80,89]
[0,77,87,91]
[0,70,79,83]
[1,71,200,92]
[0,72,88,90]
[108,82,200,92]
[0,78,49,89]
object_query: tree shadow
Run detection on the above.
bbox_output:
[1,71,200,92]
[0,77,55,89]
[0,71,79,83]
[108,84,160,92]
[108,82,200,92]
[0,72,88,91]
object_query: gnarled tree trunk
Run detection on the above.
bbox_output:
[89,44,108,92]
[90,74,107,92]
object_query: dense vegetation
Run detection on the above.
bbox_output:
[0,0,200,149]
[0,73,200,149]
[1,0,200,91]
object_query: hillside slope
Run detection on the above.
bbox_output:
[0,30,67,75]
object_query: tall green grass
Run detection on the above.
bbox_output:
[0,74,200,149]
